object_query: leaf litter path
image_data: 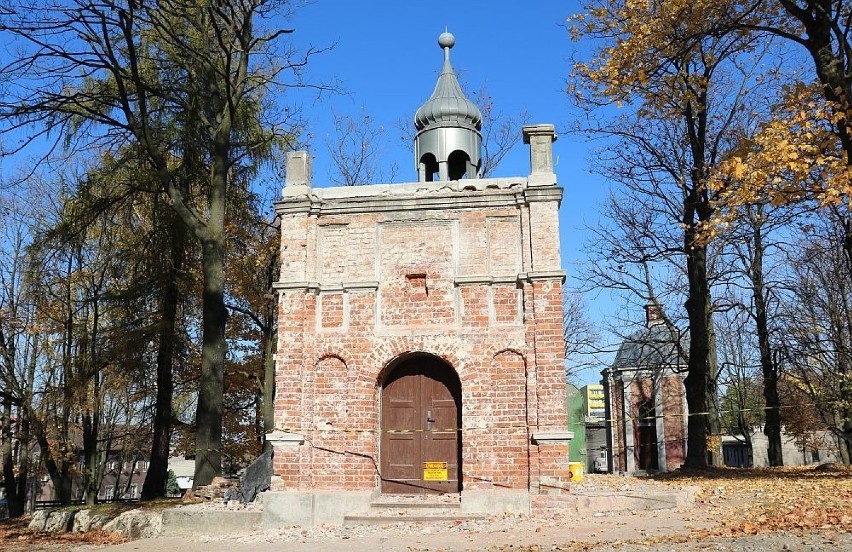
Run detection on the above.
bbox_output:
[3,464,851,552]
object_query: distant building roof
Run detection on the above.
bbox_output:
[612,322,688,370]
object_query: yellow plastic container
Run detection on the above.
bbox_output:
[568,461,585,482]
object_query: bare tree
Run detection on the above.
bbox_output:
[778,210,852,463]
[468,84,530,178]
[562,292,601,381]
[0,192,38,517]
[0,0,313,486]
[716,308,764,456]
[571,0,787,467]
[325,109,398,185]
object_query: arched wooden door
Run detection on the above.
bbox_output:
[380,356,461,494]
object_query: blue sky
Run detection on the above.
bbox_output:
[285,1,618,384]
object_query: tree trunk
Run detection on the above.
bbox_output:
[2,402,25,517]
[142,206,185,500]
[261,323,277,455]
[82,407,98,505]
[683,239,721,468]
[750,215,783,466]
[45,451,73,505]
[193,235,226,486]
[838,421,852,465]
[193,137,228,487]
[12,409,28,516]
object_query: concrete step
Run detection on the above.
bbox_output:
[370,500,461,509]
[344,496,485,525]
[532,489,689,515]
[343,512,487,525]
[368,501,461,515]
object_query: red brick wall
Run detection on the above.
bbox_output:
[319,293,344,330]
[273,190,566,494]
[662,375,687,470]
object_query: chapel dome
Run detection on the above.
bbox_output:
[413,32,482,132]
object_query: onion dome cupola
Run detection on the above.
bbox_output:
[414,32,483,182]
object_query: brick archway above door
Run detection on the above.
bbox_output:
[380,354,462,494]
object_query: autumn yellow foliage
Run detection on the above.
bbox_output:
[711,82,852,225]
[569,0,764,104]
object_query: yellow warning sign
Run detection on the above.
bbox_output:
[423,461,448,481]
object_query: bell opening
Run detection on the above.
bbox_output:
[420,153,439,182]
[448,150,471,181]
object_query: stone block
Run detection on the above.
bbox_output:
[43,511,74,533]
[311,491,372,524]
[161,509,262,536]
[102,508,162,539]
[461,489,530,514]
[28,510,49,531]
[261,491,371,527]
[261,492,313,527]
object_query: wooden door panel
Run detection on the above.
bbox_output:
[381,366,421,490]
[381,359,461,494]
[421,374,460,492]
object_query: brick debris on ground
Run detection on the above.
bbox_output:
[2,467,849,552]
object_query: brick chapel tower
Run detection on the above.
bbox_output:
[266,32,570,524]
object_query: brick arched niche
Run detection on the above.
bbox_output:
[465,349,524,489]
[378,352,463,494]
[308,355,376,490]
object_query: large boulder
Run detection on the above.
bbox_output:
[102,508,162,539]
[27,510,50,531]
[42,510,74,532]
[237,450,272,503]
[72,509,110,532]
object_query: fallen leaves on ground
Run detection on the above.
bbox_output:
[657,463,852,537]
[0,517,127,549]
[535,464,852,552]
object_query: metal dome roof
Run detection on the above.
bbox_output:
[414,32,482,132]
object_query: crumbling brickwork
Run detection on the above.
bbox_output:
[271,126,568,498]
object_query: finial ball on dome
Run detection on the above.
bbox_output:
[438,32,455,49]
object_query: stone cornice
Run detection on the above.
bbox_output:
[275,275,565,291]
[274,179,563,216]
[531,431,574,444]
[272,281,379,293]
[265,431,305,449]
[454,275,520,286]
[523,186,563,205]
[275,191,523,216]
[518,271,567,284]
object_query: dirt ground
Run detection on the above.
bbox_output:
[3,466,850,551]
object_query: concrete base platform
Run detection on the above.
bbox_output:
[461,489,531,514]
[261,491,372,527]
[188,489,694,535]
[532,488,690,514]
[161,509,262,536]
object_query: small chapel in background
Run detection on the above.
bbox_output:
[265,32,570,524]
[602,303,688,474]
